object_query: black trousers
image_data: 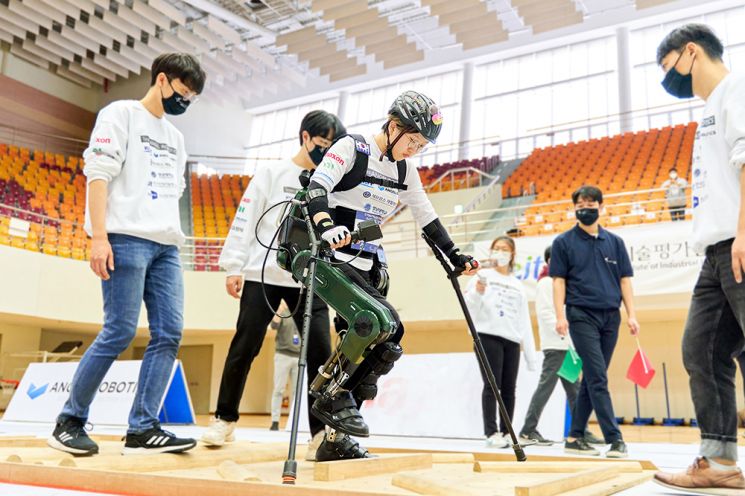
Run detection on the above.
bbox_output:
[478,333,520,437]
[336,263,404,393]
[215,280,331,436]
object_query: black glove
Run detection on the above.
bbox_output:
[448,248,476,270]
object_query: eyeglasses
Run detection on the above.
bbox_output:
[406,135,428,152]
[167,77,199,104]
[312,136,333,149]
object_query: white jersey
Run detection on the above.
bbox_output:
[312,134,438,270]
[218,159,307,287]
[463,270,538,369]
[691,73,745,251]
[83,100,187,246]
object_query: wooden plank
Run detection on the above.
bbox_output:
[432,453,475,464]
[515,467,621,496]
[474,461,643,473]
[392,471,477,496]
[0,437,49,448]
[314,453,432,482]
[62,442,288,472]
[216,460,261,482]
[562,472,653,496]
[7,453,73,464]
[0,461,398,496]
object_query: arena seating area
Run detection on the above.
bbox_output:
[0,126,695,265]
[0,144,89,259]
[504,123,696,237]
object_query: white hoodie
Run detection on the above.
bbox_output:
[218,159,307,287]
[464,270,538,370]
[534,276,571,351]
[83,100,187,246]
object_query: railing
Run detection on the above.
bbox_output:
[2,184,690,270]
[0,124,88,158]
[425,167,495,192]
[0,203,85,257]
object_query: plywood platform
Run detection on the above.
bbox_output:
[0,439,656,496]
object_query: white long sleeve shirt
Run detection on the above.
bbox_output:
[311,134,439,270]
[464,270,538,369]
[83,100,187,246]
[534,276,571,351]
[691,73,745,251]
[218,159,307,287]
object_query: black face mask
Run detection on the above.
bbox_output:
[306,142,327,166]
[661,51,695,99]
[161,78,191,115]
[576,208,599,226]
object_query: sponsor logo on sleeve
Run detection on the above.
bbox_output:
[326,152,346,166]
[95,137,111,144]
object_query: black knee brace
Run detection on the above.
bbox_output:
[354,342,403,401]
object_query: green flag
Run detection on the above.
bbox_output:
[557,348,582,383]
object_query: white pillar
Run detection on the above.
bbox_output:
[458,62,474,161]
[616,27,633,134]
[337,90,349,125]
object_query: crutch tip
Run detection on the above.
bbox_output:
[514,446,527,462]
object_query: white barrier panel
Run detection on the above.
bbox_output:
[472,220,703,300]
[289,352,566,440]
[4,360,194,426]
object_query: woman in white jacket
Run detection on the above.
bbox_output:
[465,235,537,448]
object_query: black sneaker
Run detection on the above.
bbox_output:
[47,417,99,456]
[311,392,369,437]
[269,421,279,431]
[564,438,600,456]
[122,427,196,455]
[583,430,605,445]
[519,431,554,446]
[606,440,628,458]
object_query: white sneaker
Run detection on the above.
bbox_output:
[200,417,236,446]
[305,429,326,461]
[485,433,509,448]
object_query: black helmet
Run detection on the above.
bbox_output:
[388,90,443,143]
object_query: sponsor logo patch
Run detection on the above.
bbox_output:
[355,140,370,155]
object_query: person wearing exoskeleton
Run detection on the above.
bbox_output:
[298,91,478,459]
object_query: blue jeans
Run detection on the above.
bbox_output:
[567,305,623,443]
[59,234,184,434]
[683,239,745,462]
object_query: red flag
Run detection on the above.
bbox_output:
[626,347,655,388]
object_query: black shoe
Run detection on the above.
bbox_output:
[311,392,369,437]
[47,417,99,456]
[122,427,196,455]
[269,421,279,431]
[519,431,554,446]
[564,438,600,456]
[606,440,628,458]
[315,433,375,462]
[583,430,605,445]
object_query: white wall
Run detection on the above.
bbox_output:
[0,48,101,113]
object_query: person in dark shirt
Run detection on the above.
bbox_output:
[551,185,640,459]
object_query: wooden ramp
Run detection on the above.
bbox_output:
[0,439,656,495]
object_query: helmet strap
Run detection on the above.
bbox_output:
[379,120,406,162]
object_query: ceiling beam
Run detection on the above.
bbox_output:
[179,0,275,39]
[148,0,186,26]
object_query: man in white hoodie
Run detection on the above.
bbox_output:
[48,54,206,456]
[653,24,745,493]
[202,111,363,462]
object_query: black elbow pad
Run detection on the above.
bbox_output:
[307,181,330,218]
[423,218,455,255]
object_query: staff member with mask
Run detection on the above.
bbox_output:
[653,24,745,493]
[551,185,639,459]
[464,236,537,449]
[661,168,689,221]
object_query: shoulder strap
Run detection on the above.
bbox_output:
[332,134,409,192]
[332,134,369,193]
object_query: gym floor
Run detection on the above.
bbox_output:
[0,414,737,495]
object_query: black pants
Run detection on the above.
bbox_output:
[567,306,622,443]
[215,280,331,436]
[336,263,404,393]
[478,333,520,437]
[669,205,685,221]
[682,239,745,461]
